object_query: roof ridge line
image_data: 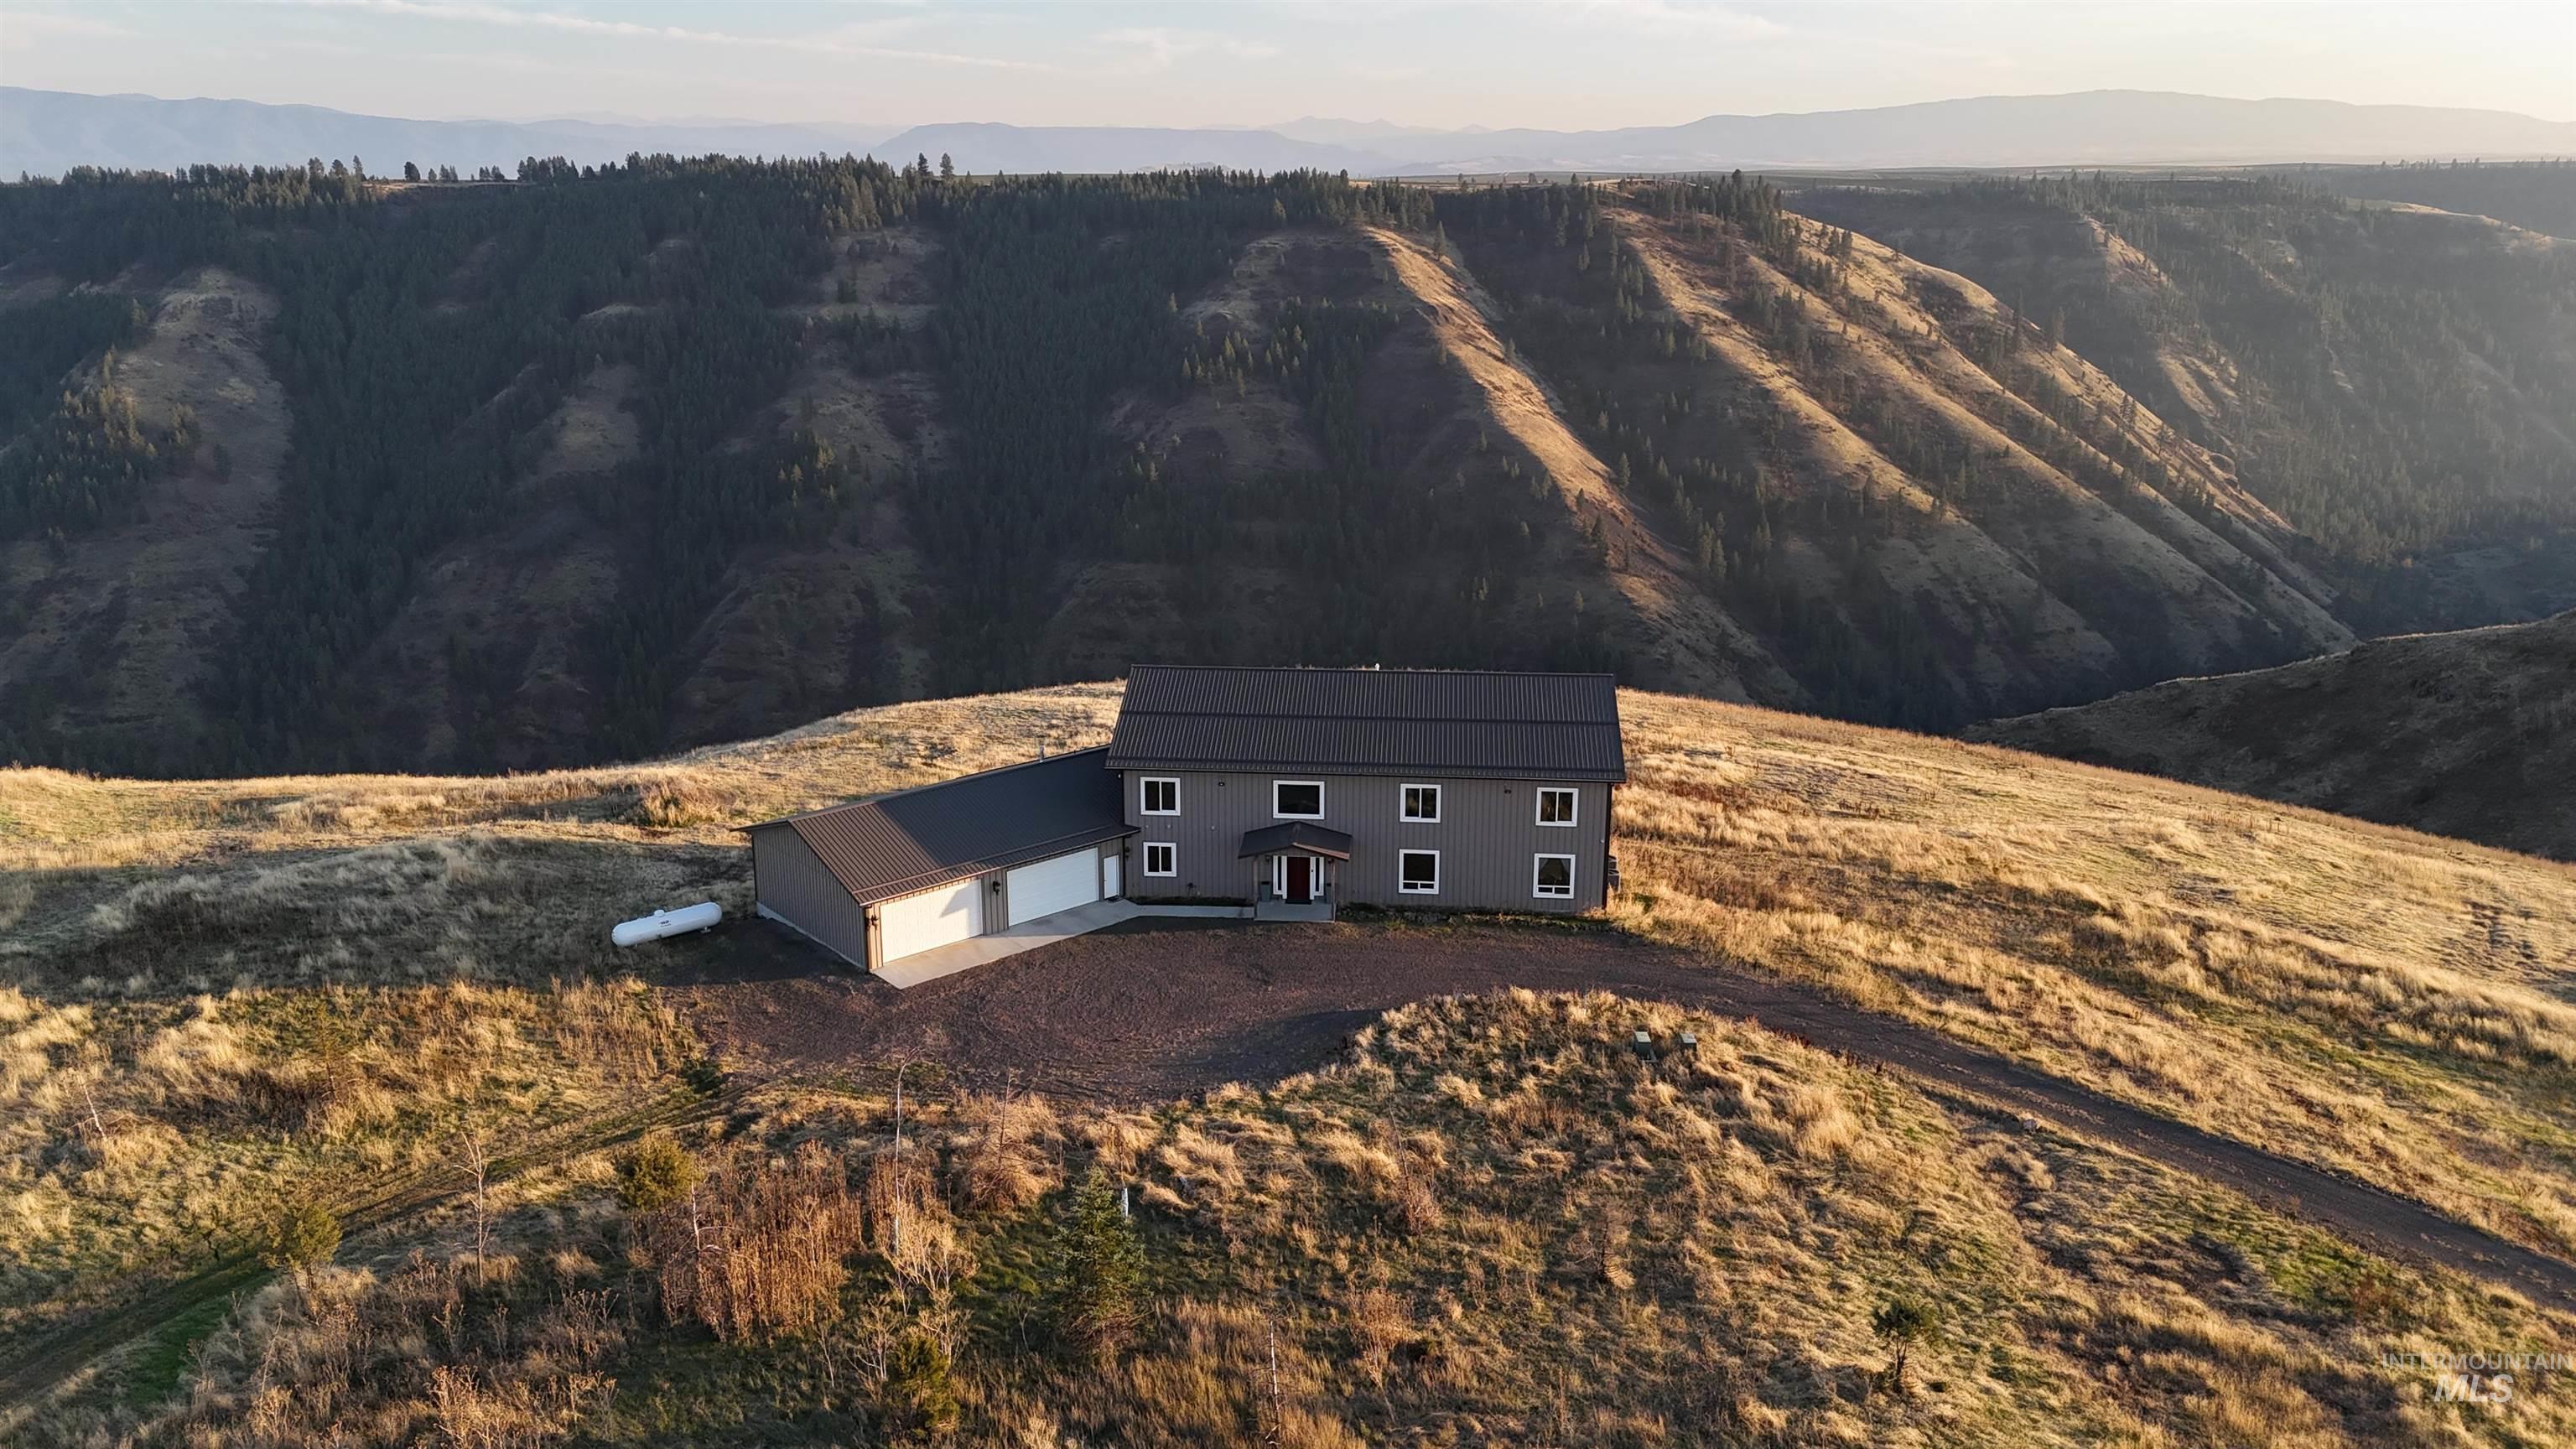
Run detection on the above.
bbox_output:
[1128,663,1619,681]
[1119,709,1617,725]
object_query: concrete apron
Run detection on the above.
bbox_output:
[872,900,1253,989]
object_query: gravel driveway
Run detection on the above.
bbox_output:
[663,914,1706,1099]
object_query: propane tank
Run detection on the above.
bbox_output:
[611,901,722,947]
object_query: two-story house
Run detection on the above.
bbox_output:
[740,664,1623,974]
[1104,665,1623,917]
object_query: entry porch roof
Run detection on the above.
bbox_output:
[1238,821,1355,860]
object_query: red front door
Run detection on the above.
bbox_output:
[1285,855,1312,903]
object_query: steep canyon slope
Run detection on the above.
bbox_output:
[3,164,2569,776]
[1971,609,2576,862]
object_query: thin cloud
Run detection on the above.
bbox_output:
[266,0,1057,71]
[5,8,141,40]
[1559,0,1789,39]
[1093,25,1283,72]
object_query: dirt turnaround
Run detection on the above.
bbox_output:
[667,914,2576,1314]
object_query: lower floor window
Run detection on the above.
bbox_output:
[1399,849,1440,894]
[1143,842,1176,876]
[1534,854,1575,898]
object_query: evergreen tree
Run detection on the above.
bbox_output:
[260,1200,341,1275]
[1055,1168,1145,1358]
[883,1330,961,1442]
[1872,1295,1940,1394]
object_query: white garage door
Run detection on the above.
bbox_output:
[1006,849,1101,926]
[878,878,984,962]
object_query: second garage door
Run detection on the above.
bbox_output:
[1005,849,1101,926]
[878,877,984,963]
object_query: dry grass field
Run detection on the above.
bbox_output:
[1610,691,2576,1257]
[7,679,2576,1442]
[61,993,2576,1447]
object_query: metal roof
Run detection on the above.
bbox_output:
[1108,665,1625,782]
[741,747,1131,906]
[1239,822,1356,860]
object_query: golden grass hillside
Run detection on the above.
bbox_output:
[52,993,2576,1447]
[8,679,2576,1440]
[0,688,1121,1386]
[1610,689,2576,1258]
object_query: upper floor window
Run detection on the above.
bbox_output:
[1274,781,1324,819]
[1401,783,1441,822]
[1140,776,1179,815]
[1536,787,1579,827]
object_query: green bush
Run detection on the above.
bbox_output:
[260,1200,341,1273]
[617,1135,704,1214]
[884,1329,961,1442]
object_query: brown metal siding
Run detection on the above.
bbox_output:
[750,824,873,966]
[1123,771,1609,913]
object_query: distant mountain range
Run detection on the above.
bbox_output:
[1,89,900,179]
[6,86,2572,181]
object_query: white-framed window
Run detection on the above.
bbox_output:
[1399,849,1440,895]
[1273,781,1325,819]
[1400,783,1441,823]
[1140,776,1180,816]
[1142,842,1176,877]
[1533,854,1576,899]
[1536,787,1579,827]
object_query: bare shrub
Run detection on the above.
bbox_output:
[648,1141,865,1343]
[951,1092,1064,1213]
[1076,1111,1159,1176]
[1348,1286,1411,1384]
[157,1249,620,1447]
[866,1152,979,1316]
[425,1362,612,1449]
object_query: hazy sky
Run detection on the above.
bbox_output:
[6,1,2571,130]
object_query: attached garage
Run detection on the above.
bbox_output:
[742,747,1132,974]
[878,877,986,963]
[1005,849,1101,926]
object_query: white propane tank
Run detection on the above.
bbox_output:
[612,901,723,947]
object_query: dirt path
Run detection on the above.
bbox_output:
[672,915,2576,1314]
[0,1086,737,1420]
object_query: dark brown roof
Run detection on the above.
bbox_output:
[1239,822,1356,860]
[1109,666,1625,782]
[741,747,1130,906]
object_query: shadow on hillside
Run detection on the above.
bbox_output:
[6,831,750,1005]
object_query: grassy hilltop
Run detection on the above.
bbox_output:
[7,683,2576,1443]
